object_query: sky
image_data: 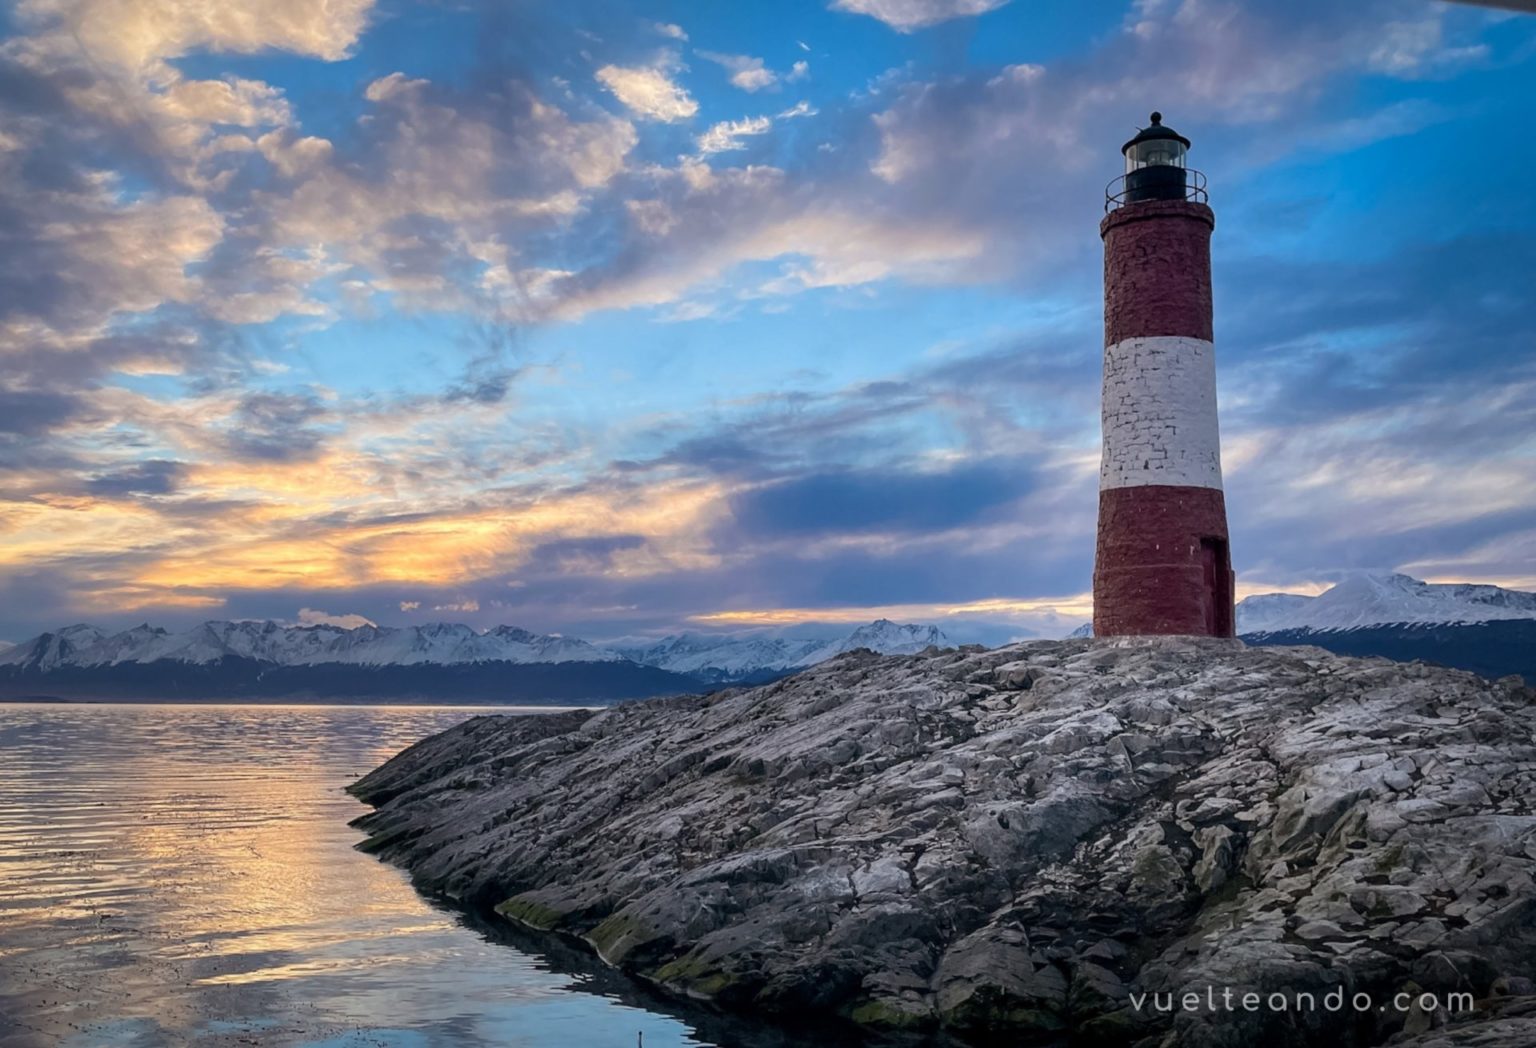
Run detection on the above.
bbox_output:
[0,0,1533,647]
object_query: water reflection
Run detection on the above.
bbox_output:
[0,703,713,1048]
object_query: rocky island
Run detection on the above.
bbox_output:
[349,638,1536,1047]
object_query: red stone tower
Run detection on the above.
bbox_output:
[1093,113,1234,637]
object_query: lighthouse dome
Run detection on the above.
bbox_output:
[1110,112,1205,208]
[1121,112,1190,173]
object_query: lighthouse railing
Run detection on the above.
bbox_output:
[1104,168,1207,213]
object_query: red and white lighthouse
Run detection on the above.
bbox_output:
[1093,113,1235,637]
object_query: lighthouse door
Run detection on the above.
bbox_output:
[1200,537,1233,637]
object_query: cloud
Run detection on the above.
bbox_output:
[363,71,428,103]
[698,51,779,92]
[541,2,1484,325]
[830,0,1011,32]
[0,0,1525,645]
[690,594,1089,633]
[0,0,367,457]
[0,389,83,436]
[13,0,1473,367]
[221,391,331,462]
[0,179,225,335]
[263,72,637,319]
[530,534,647,574]
[541,146,993,318]
[654,22,688,41]
[16,0,373,74]
[726,462,1034,539]
[4,0,366,196]
[0,464,732,629]
[85,460,184,497]
[696,115,773,154]
[595,64,698,121]
[687,98,816,165]
[297,608,376,628]
[1367,16,1489,76]
[158,76,292,126]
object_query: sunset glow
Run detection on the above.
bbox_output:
[1,0,1532,645]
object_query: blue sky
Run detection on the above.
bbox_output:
[0,0,1532,645]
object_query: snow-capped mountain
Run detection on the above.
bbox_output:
[0,620,623,671]
[1231,593,1315,634]
[798,620,950,665]
[1236,573,1536,634]
[1235,574,1536,684]
[0,617,956,701]
[611,633,821,680]
[1064,573,1536,648]
[615,619,950,683]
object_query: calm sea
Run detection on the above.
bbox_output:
[0,702,740,1048]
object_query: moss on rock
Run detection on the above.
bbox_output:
[586,911,665,966]
[654,953,740,999]
[848,996,936,1031]
[494,894,566,931]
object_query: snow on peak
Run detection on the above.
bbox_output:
[1231,593,1316,634]
[611,632,818,678]
[800,620,949,666]
[1,624,109,672]
[1236,573,1536,633]
[0,620,624,670]
[617,620,952,680]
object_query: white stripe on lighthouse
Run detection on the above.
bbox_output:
[1100,335,1223,491]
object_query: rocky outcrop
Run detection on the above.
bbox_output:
[349,638,1536,1047]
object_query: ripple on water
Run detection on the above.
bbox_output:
[0,703,715,1048]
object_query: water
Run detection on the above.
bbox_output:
[0,703,726,1048]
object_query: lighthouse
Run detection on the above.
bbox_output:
[1093,113,1234,637]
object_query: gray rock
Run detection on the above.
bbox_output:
[1193,824,1238,893]
[349,637,1536,1046]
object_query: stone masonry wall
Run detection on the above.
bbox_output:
[1101,335,1223,491]
[1101,200,1214,344]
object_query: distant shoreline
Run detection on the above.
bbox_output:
[0,694,601,709]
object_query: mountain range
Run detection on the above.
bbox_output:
[5,572,1529,702]
[0,618,953,703]
[1235,573,1536,683]
[614,620,950,684]
[0,621,624,672]
[1235,573,1536,633]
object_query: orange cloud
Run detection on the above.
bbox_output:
[692,593,1095,627]
[75,586,228,614]
[126,479,728,592]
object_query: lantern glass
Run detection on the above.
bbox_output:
[1124,138,1187,174]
